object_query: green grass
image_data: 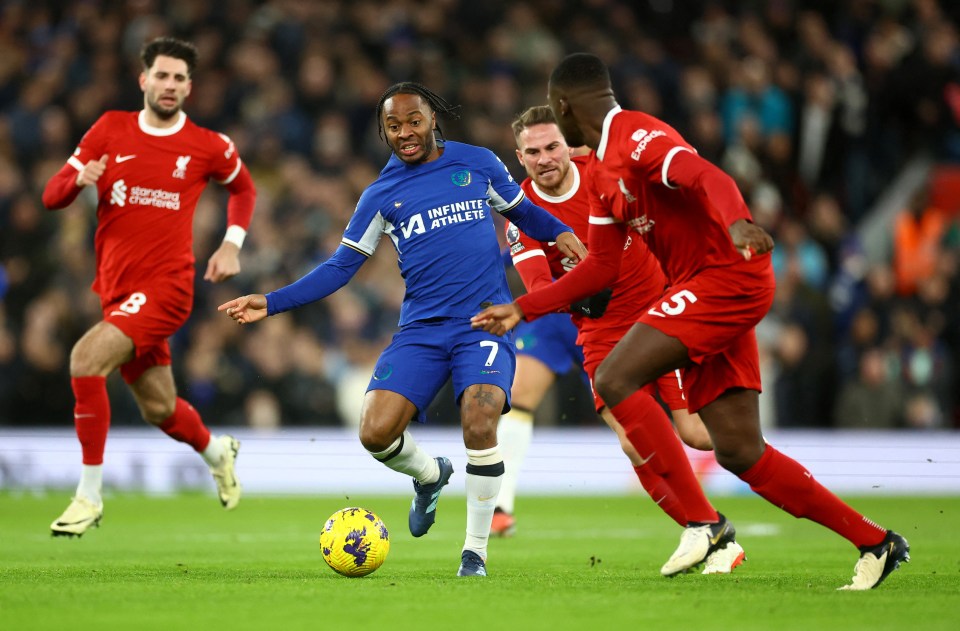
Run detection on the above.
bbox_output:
[1,493,958,631]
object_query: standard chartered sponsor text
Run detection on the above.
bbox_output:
[129,186,181,209]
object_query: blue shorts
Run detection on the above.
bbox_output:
[514,313,584,377]
[368,318,516,423]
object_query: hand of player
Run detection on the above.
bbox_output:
[470,302,524,336]
[205,241,241,282]
[218,294,268,324]
[729,219,774,260]
[76,154,108,188]
[555,231,587,263]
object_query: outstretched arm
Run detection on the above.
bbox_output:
[502,197,587,262]
[218,243,367,323]
[472,219,625,334]
[218,293,268,324]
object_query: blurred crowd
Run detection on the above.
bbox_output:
[1,0,959,431]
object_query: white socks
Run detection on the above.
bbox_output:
[76,464,103,505]
[200,434,225,467]
[463,445,504,560]
[495,409,533,514]
[368,430,439,484]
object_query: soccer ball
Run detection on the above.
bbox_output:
[319,507,390,577]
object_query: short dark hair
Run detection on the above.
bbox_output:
[375,81,461,142]
[140,37,198,75]
[511,105,557,142]
[549,53,610,90]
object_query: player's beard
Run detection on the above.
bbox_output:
[394,133,437,165]
[146,94,183,120]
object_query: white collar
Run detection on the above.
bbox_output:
[531,160,581,203]
[595,105,622,162]
[138,110,187,136]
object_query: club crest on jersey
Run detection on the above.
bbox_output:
[627,215,655,234]
[618,178,637,203]
[172,155,191,179]
[451,170,471,186]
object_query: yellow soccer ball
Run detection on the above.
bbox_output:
[319,507,390,577]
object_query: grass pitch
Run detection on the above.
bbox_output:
[1,493,958,631]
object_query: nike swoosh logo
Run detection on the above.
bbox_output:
[55,518,96,526]
[74,413,96,419]
[709,523,729,545]
[478,495,496,502]
[115,154,137,163]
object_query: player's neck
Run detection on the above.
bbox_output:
[540,169,575,198]
[141,107,184,130]
[534,162,578,200]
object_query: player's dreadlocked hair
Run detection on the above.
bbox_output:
[549,53,611,90]
[376,82,462,142]
[141,37,199,75]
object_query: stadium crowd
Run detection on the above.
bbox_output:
[1,0,959,430]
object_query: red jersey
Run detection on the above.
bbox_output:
[517,106,760,320]
[505,155,666,344]
[590,107,752,284]
[60,111,242,301]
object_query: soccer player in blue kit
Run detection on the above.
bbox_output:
[219,82,585,577]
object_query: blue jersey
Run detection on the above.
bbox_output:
[341,141,520,325]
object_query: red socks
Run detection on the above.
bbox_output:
[72,376,111,465]
[740,445,887,548]
[633,465,686,526]
[612,391,718,524]
[159,398,212,452]
[72,378,211,461]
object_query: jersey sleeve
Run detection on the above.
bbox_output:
[340,188,385,256]
[67,113,111,173]
[209,132,243,185]
[617,130,690,195]
[480,148,525,213]
[515,217,625,320]
[663,149,753,225]
[505,221,554,293]
[43,114,110,209]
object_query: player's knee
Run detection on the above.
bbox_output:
[712,440,763,475]
[139,398,175,425]
[69,346,98,377]
[594,364,628,408]
[357,426,380,452]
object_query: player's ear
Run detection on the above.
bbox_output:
[515,148,524,166]
[138,72,147,91]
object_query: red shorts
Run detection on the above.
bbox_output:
[581,326,688,412]
[101,282,192,384]
[638,257,775,412]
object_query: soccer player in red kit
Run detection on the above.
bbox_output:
[42,37,256,536]
[474,54,908,590]
[504,105,742,573]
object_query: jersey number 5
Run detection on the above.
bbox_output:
[647,289,697,318]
